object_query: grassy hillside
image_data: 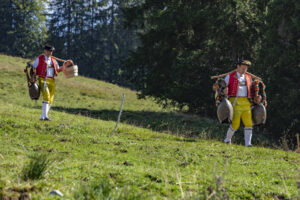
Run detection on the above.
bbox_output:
[0,54,299,199]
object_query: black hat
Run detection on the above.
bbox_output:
[44,44,55,51]
[237,60,251,66]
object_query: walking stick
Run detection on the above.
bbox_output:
[112,93,125,134]
[52,56,66,63]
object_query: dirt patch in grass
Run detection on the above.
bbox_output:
[1,185,36,200]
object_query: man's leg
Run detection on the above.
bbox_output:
[43,101,51,120]
[242,109,253,147]
[45,79,56,120]
[40,101,47,120]
[39,78,50,120]
[44,102,51,120]
[224,108,241,144]
[224,125,236,144]
[244,127,253,147]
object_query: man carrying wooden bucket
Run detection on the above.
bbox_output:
[31,44,65,120]
[221,60,262,147]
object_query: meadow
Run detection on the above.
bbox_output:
[0,54,299,199]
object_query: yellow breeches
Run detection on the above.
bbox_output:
[38,77,56,105]
[229,97,252,130]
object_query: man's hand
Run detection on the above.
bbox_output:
[62,63,66,72]
[30,76,36,83]
[30,69,36,83]
[254,95,262,104]
[57,64,66,72]
[222,87,228,95]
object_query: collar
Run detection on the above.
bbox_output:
[236,72,245,78]
[43,54,52,60]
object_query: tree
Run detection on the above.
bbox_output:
[47,0,138,86]
[0,0,47,57]
[255,0,300,140]
[123,0,269,115]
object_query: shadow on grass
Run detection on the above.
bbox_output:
[52,106,227,140]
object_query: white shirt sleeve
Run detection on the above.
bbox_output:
[32,57,39,69]
[224,75,230,85]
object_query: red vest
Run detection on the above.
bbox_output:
[36,55,58,78]
[228,71,252,98]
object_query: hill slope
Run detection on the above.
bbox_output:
[0,54,299,199]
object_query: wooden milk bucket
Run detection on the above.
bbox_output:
[63,60,78,78]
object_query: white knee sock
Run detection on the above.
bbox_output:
[40,102,47,119]
[224,126,235,143]
[244,128,253,146]
[45,103,50,118]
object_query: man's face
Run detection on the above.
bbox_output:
[237,64,248,74]
[44,49,53,57]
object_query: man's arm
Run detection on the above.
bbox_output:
[32,57,39,69]
[222,75,230,95]
[30,58,39,82]
[56,60,65,72]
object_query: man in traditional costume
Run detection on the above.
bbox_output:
[31,44,65,120]
[222,60,262,147]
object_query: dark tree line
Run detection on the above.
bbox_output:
[0,0,47,57]
[47,0,138,86]
[255,0,300,140]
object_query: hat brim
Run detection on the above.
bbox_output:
[44,45,55,51]
[241,63,251,67]
[237,61,251,66]
[44,48,54,51]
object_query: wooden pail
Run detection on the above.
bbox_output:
[63,60,78,78]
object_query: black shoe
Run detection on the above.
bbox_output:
[246,145,253,147]
[224,140,231,145]
[44,117,51,121]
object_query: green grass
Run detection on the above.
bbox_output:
[21,153,50,181]
[0,54,299,199]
